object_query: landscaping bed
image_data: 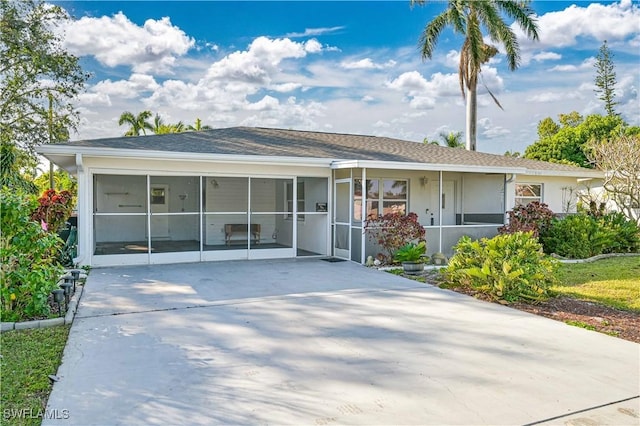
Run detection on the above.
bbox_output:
[403,265,640,344]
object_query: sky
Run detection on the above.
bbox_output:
[53,0,640,155]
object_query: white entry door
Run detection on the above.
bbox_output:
[150,184,169,239]
[430,181,456,225]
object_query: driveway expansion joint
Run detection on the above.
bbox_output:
[524,395,640,425]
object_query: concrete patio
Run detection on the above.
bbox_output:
[45,259,639,425]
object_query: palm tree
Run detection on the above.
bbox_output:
[151,114,186,134]
[118,110,153,136]
[439,131,464,148]
[186,118,212,132]
[413,0,539,151]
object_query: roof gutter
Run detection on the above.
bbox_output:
[37,145,336,168]
[331,160,527,175]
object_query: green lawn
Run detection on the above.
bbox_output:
[554,256,640,312]
[0,326,70,426]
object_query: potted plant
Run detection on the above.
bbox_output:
[394,241,426,275]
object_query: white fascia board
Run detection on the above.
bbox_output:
[331,160,526,175]
[36,145,335,168]
[521,169,605,178]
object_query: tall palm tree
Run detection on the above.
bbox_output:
[413,0,539,151]
[186,118,212,132]
[118,110,153,136]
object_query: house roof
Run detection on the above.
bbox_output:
[38,126,603,178]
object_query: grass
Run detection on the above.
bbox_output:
[0,326,70,426]
[554,256,640,312]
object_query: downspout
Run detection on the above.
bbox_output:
[438,170,443,253]
[503,174,516,225]
[72,153,86,266]
[361,167,367,264]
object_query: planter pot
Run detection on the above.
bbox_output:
[402,261,424,275]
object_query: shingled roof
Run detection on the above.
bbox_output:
[39,126,602,177]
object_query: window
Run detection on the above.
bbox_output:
[286,181,305,220]
[354,178,408,220]
[515,183,542,206]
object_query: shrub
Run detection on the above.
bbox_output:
[599,212,640,253]
[1,189,63,321]
[30,189,74,233]
[541,212,639,258]
[443,232,558,303]
[364,212,425,263]
[498,201,555,238]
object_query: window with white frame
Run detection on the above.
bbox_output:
[285,181,305,220]
[515,183,542,206]
[354,178,408,220]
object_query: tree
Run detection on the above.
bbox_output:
[118,110,153,136]
[594,40,618,117]
[524,113,627,167]
[186,118,212,132]
[413,0,539,151]
[438,131,464,148]
[1,0,88,154]
[504,150,520,157]
[587,132,640,223]
[150,113,185,134]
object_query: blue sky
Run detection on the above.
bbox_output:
[54,1,640,155]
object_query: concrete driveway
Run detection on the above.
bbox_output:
[45,259,639,425]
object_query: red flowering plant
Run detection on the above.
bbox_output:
[30,189,74,233]
[364,212,426,264]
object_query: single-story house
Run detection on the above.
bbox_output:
[37,127,603,267]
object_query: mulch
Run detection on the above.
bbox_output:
[411,269,640,344]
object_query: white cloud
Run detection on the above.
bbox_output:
[548,57,596,72]
[63,12,194,73]
[246,95,279,111]
[526,91,583,103]
[516,1,640,50]
[285,26,345,38]
[204,36,321,85]
[478,118,511,138]
[532,51,562,62]
[387,71,429,93]
[91,74,160,99]
[341,58,396,70]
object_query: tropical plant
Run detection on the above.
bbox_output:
[187,118,212,132]
[594,40,618,117]
[498,201,555,238]
[444,232,558,302]
[118,110,153,136]
[151,113,186,134]
[394,241,427,263]
[364,212,426,263]
[412,0,539,151]
[1,0,89,155]
[1,189,63,321]
[439,131,464,148]
[30,189,74,233]
[541,214,612,259]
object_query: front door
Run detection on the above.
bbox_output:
[430,181,456,225]
[333,179,351,259]
[150,184,169,239]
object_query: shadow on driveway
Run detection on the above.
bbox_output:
[46,259,640,425]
